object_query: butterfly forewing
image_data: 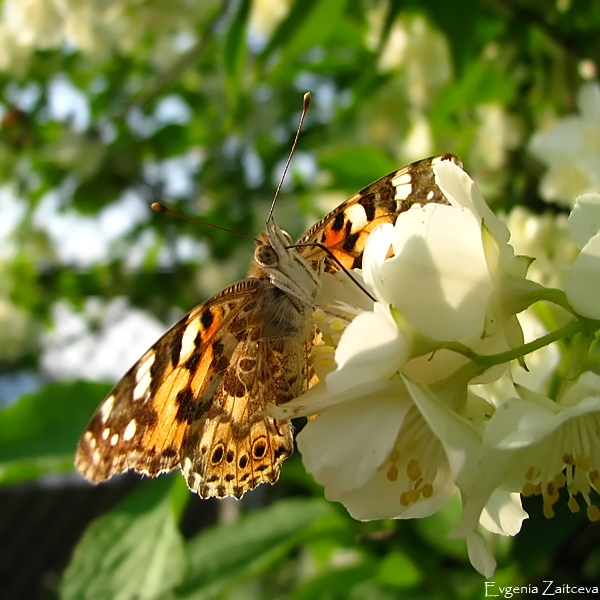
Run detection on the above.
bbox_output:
[76,281,263,483]
[76,153,464,499]
[299,153,462,270]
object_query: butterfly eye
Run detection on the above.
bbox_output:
[255,244,278,267]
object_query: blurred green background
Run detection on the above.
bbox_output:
[0,0,599,598]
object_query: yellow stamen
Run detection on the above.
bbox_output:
[567,497,580,513]
[387,465,398,482]
[587,505,600,522]
[421,483,433,498]
[406,459,421,481]
[543,502,555,519]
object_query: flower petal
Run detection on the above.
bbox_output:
[480,490,527,536]
[565,231,600,319]
[327,303,410,395]
[362,222,394,302]
[402,375,482,491]
[381,203,494,341]
[465,531,496,578]
[296,382,412,490]
[323,451,455,521]
[433,159,511,254]
[567,193,600,250]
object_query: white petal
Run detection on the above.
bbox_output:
[465,531,496,578]
[296,382,411,490]
[362,222,394,302]
[484,395,559,450]
[402,375,482,490]
[567,193,600,250]
[480,490,527,536]
[578,81,600,122]
[565,231,600,319]
[560,370,600,406]
[433,159,511,254]
[266,379,340,419]
[324,454,456,521]
[327,303,410,395]
[381,203,494,341]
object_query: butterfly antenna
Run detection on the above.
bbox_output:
[266,92,311,222]
[151,202,260,243]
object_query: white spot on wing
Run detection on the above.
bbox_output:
[133,372,152,402]
[99,395,115,424]
[136,351,156,382]
[133,350,155,401]
[394,182,412,200]
[123,419,137,441]
[392,171,411,186]
[391,170,413,200]
[110,433,119,446]
[179,318,202,365]
[343,204,368,234]
[102,428,110,440]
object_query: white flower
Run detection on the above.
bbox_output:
[502,206,578,289]
[565,193,600,319]
[528,82,600,207]
[455,371,600,550]
[269,160,540,577]
[374,14,451,107]
[249,0,291,40]
[471,103,521,173]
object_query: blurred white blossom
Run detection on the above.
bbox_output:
[0,0,210,71]
[528,82,600,206]
[502,207,578,288]
[565,192,600,319]
[373,14,451,107]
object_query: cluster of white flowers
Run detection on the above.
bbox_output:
[270,160,600,578]
[529,81,600,207]
[0,0,207,72]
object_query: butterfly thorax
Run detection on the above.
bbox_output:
[247,218,321,341]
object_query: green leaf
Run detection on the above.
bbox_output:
[319,146,398,192]
[260,0,346,71]
[60,477,187,600]
[223,0,251,100]
[376,550,420,587]
[291,562,379,600]
[0,380,109,485]
[177,497,340,598]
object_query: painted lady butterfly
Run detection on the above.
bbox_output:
[75,153,463,499]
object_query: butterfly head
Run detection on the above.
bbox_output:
[254,218,293,266]
[249,217,321,309]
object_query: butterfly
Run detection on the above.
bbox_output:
[75,153,463,499]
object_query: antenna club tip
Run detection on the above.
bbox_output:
[303,92,311,107]
[151,202,167,213]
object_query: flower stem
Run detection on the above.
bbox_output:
[441,319,591,368]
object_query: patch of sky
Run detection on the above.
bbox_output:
[33,188,150,267]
